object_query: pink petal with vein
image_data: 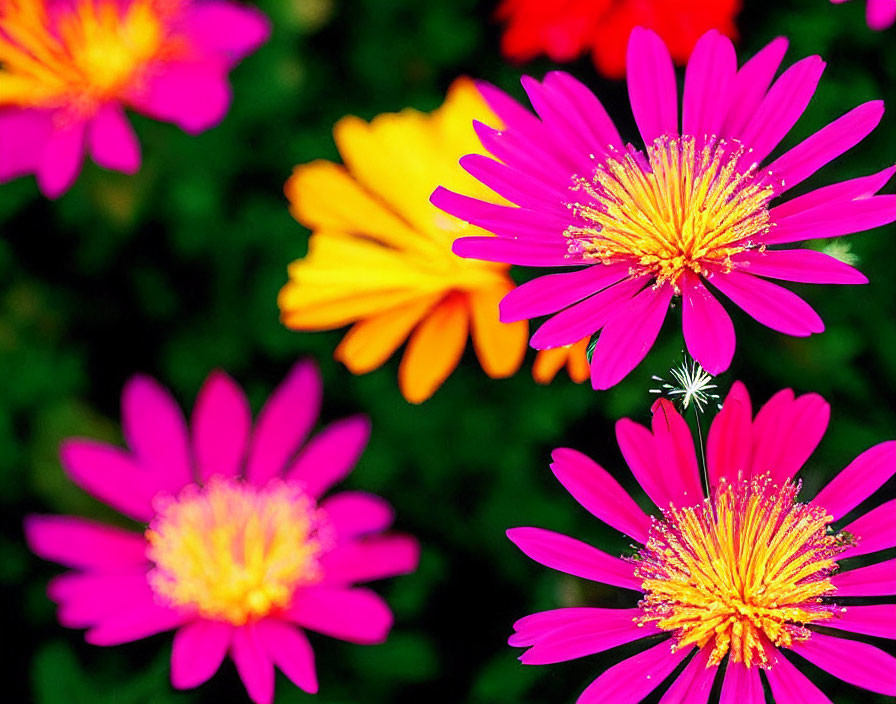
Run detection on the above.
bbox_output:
[286,586,393,644]
[840,498,896,558]
[682,273,735,374]
[616,418,669,510]
[550,447,651,542]
[722,37,789,138]
[626,27,678,144]
[510,607,608,647]
[813,441,896,520]
[231,623,275,704]
[576,641,690,704]
[720,660,763,704]
[764,649,833,704]
[256,619,318,694]
[453,235,576,267]
[765,194,896,245]
[543,71,622,152]
[827,604,896,640]
[832,557,896,596]
[707,381,753,487]
[752,390,829,483]
[682,31,736,138]
[659,647,717,704]
[734,249,867,284]
[650,399,704,506]
[171,620,232,689]
[772,165,896,219]
[506,527,640,590]
[791,632,896,696]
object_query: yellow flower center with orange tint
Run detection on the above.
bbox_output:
[146,477,330,625]
[566,136,776,288]
[635,476,851,668]
[0,0,174,112]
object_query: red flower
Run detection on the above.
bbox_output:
[497,0,741,78]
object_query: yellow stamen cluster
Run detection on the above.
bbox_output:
[566,136,776,288]
[0,0,174,113]
[146,477,330,625]
[635,475,851,668]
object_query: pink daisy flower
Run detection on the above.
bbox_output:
[0,0,270,198]
[433,28,896,389]
[508,383,896,703]
[25,361,420,703]
[832,0,896,30]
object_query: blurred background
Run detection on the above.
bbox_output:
[3,0,895,701]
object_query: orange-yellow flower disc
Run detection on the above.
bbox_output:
[278,79,528,403]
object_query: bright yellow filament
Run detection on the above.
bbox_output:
[146,477,329,625]
[635,476,851,668]
[0,0,172,112]
[566,136,776,288]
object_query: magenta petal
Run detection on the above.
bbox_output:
[499,263,630,323]
[24,515,146,570]
[286,586,393,644]
[49,571,152,628]
[320,491,394,539]
[722,36,789,138]
[791,632,896,696]
[626,27,678,144]
[530,277,645,350]
[320,535,420,585]
[737,55,825,166]
[37,117,87,198]
[87,103,140,174]
[720,659,763,704]
[452,235,576,267]
[519,608,658,665]
[511,607,609,647]
[182,1,271,62]
[650,400,704,507]
[616,417,669,510]
[658,647,717,704]
[707,269,824,336]
[245,360,321,485]
[576,641,691,704]
[85,597,187,646]
[60,439,156,521]
[122,375,193,494]
[707,381,753,487]
[681,273,735,374]
[132,62,231,135]
[170,620,232,690]
[768,101,884,194]
[475,80,545,140]
[460,153,571,210]
[0,109,53,180]
[590,282,674,390]
[506,527,640,590]
[751,390,829,484]
[764,648,834,704]
[772,165,896,220]
[813,441,896,520]
[255,619,318,694]
[231,623,275,704]
[840,498,896,558]
[549,447,651,543]
[543,71,623,152]
[765,194,896,245]
[734,249,867,285]
[191,370,251,482]
[682,31,736,138]
[868,0,896,29]
[827,605,896,640]
[285,415,371,498]
[831,557,896,596]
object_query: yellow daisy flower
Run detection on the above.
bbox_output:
[278,79,528,403]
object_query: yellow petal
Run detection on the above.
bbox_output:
[279,284,427,330]
[334,295,441,374]
[398,293,469,403]
[469,281,527,378]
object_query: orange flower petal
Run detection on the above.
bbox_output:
[334,295,441,375]
[469,282,528,378]
[566,337,592,383]
[398,293,469,403]
[532,347,569,385]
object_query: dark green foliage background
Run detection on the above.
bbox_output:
[3,0,895,701]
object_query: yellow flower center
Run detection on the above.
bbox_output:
[566,136,776,288]
[0,0,175,112]
[146,477,330,625]
[635,475,852,668]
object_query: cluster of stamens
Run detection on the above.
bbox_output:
[565,135,777,289]
[146,477,332,625]
[634,475,853,668]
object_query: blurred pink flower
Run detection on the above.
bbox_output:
[0,0,270,198]
[434,28,896,389]
[25,361,419,703]
[509,384,896,702]
[832,0,896,30]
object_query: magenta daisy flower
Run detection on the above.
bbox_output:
[25,361,419,704]
[508,383,896,702]
[432,28,896,389]
[832,0,896,30]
